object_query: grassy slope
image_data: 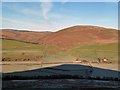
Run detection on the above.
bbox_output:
[2,39,61,51]
[2,39,118,62]
[2,39,44,50]
[69,43,118,62]
[2,39,63,62]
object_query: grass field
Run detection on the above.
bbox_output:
[69,43,118,62]
[1,39,119,72]
[2,39,118,63]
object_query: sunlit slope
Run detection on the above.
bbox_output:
[2,39,60,51]
[1,29,52,43]
[1,26,118,48]
[40,26,118,47]
[68,43,118,62]
[2,39,118,62]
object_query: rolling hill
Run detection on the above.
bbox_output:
[2,39,118,62]
[1,25,118,62]
[0,29,52,43]
[40,26,118,47]
[1,26,118,47]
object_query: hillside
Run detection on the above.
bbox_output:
[40,26,118,47]
[0,29,52,43]
[2,39,118,62]
[1,26,118,47]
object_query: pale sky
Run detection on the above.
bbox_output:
[1,1,118,31]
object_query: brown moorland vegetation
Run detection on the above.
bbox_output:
[1,25,118,47]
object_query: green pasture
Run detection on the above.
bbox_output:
[2,39,118,62]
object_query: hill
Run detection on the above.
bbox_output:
[0,29,52,43]
[40,26,118,47]
[2,39,118,62]
[1,26,118,47]
[1,26,118,62]
[1,26,119,75]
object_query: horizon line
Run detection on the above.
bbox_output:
[0,25,118,32]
